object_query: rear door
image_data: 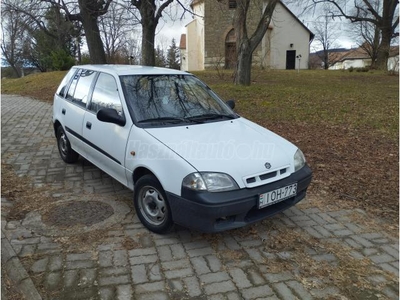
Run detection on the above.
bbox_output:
[82,72,132,186]
[59,69,98,156]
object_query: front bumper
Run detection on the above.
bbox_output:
[167,165,312,233]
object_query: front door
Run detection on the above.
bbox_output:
[82,72,131,186]
[286,50,296,70]
[225,29,237,69]
[225,43,237,69]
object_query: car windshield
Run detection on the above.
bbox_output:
[120,75,236,124]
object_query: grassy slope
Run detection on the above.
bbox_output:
[1,69,399,222]
[2,71,67,102]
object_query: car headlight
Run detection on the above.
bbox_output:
[182,172,239,192]
[294,149,306,172]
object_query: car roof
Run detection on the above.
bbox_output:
[74,64,190,76]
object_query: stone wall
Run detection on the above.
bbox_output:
[203,0,265,68]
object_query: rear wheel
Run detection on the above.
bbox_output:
[56,126,79,163]
[134,175,173,234]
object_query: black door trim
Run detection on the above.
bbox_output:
[65,126,121,165]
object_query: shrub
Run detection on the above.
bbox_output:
[51,49,75,71]
[78,53,91,65]
[356,67,370,72]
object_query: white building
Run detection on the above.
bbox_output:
[179,0,314,71]
[329,46,399,71]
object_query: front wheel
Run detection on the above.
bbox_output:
[134,175,173,234]
[56,126,79,163]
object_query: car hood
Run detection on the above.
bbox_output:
[144,117,298,188]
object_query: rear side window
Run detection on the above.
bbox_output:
[89,73,123,115]
[56,68,77,97]
[66,69,97,108]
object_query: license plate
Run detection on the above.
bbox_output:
[259,183,297,209]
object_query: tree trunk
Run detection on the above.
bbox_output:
[323,0,397,70]
[131,0,173,66]
[234,0,278,85]
[375,25,392,70]
[236,39,253,85]
[141,21,156,66]
[11,64,21,78]
[374,0,398,70]
[78,0,107,64]
[323,49,329,69]
[368,25,381,69]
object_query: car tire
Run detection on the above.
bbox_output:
[134,174,173,234]
[56,126,79,163]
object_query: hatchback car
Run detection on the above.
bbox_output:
[53,65,312,233]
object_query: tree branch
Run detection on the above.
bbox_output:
[312,0,379,24]
[155,0,174,23]
[361,0,381,20]
[3,2,60,39]
[249,0,278,50]
[175,0,203,20]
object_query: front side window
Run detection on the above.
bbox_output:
[120,75,236,125]
[89,73,123,115]
[66,69,97,107]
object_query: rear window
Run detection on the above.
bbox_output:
[65,69,97,108]
[56,68,77,97]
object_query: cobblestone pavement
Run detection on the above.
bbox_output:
[1,95,399,300]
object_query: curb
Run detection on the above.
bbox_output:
[1,230,42,300]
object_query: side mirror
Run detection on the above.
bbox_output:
[97,108,126,126]
[226,99,235,110]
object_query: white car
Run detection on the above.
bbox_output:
[53,65,312,233]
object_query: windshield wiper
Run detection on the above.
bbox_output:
[138,117,187,124]
[137,116,203,124]
[187,113,236,121]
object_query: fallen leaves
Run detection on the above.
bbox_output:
[249,119,399,227]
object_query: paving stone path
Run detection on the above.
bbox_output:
[1,95,399,300]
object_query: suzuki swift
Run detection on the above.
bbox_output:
[53,65,312,233]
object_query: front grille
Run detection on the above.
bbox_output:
[260,171,277,181]
[244,166,290,187]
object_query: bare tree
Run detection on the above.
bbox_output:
[313,12,340,69]
[351,20,381,66]
[125,30,142,64]
[345,1,381,68]
[99,2,139,63]
[129,0,176,66]
[66,0,112,64]
[234,0,279,85]
[297,0,398,70]
[4,0,111,64]
[1,0,30,77]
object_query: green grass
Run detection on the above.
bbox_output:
[1,71,67,102]
[2,69,398,138]
[194,69,399,139]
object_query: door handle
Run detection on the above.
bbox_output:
[62,109,66,115]
[86,122,92,129]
